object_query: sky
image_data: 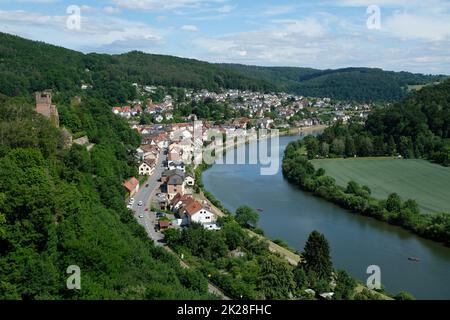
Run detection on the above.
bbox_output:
[0,0,450,74]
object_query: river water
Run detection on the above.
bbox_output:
[202,134,450,299]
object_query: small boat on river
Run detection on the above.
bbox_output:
[408,257,420,262]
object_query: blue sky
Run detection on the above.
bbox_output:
[1,0,450,74]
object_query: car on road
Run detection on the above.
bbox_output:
[139,215,144,218]
[156,212,166,218]
[138,201,143,206]
[145,184,149,188]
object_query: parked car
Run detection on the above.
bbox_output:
[156,212,166,218]
[139,215,144,219]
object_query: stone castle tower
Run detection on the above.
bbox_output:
[35,90,59,127]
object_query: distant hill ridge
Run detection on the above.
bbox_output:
[0,32,446,102]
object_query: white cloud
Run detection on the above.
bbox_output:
[383,12,450,41]
[1,2,449,74]
[0,9,164,53]
[216,5,236,13]
[80,5,97,13]
[331,0,443,7]
[13,0,58,3]
[112,0,226,11]
[155,15,167,22]
[271,18,328,37]
[103,6,121,14]
[181,24,199,32]
[261,5,298,16]
[190,13,450,73]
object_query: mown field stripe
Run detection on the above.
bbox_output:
[312,158,450,214]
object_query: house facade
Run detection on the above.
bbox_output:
[170,194,218,229]
[139,159,156,176]
[164,170,186,200]
[123,177,140,197]
[189,207,215,225]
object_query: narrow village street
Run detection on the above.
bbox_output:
[129,149,230,299]
[131,149,166,246]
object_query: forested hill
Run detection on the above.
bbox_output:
[0,94,213,299]
[0,32,275,102]
[301,78,450,165]
[0,32,446,103]
[221,64,446,101]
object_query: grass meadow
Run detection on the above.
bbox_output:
[312,158,450,214]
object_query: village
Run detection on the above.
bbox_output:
[112,86,373,128]
[118,86,374,238]
[122,120,222,237]
[33,86,373,239]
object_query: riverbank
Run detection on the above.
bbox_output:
[194,191,302,266]
[281,124,329,136]
[283,141,450,247]
[211,124,328,156]
[195,163,393,300]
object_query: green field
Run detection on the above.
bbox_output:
[312,158,450,214]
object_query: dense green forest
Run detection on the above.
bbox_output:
[221,65,446,101]
[0,94,214,299]
[300,79,450,166]
[282,79,450,245]
[0,32,445,103]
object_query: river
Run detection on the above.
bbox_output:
[202,134,450,299]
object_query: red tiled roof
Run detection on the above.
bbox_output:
[159,220,170,228]
[170,193,183,206]
[171,193,190,205]
[184,200,202,217]
[140,144,159,153]
[123,177,139,192]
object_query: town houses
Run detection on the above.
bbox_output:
[115,85,375,233]
[170,193,220,230]
[112,105,142,118]
[113,85,374,132]
[161,169,195,200]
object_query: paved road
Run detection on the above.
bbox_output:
[131,149,166,246]
[129,149,230,299]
